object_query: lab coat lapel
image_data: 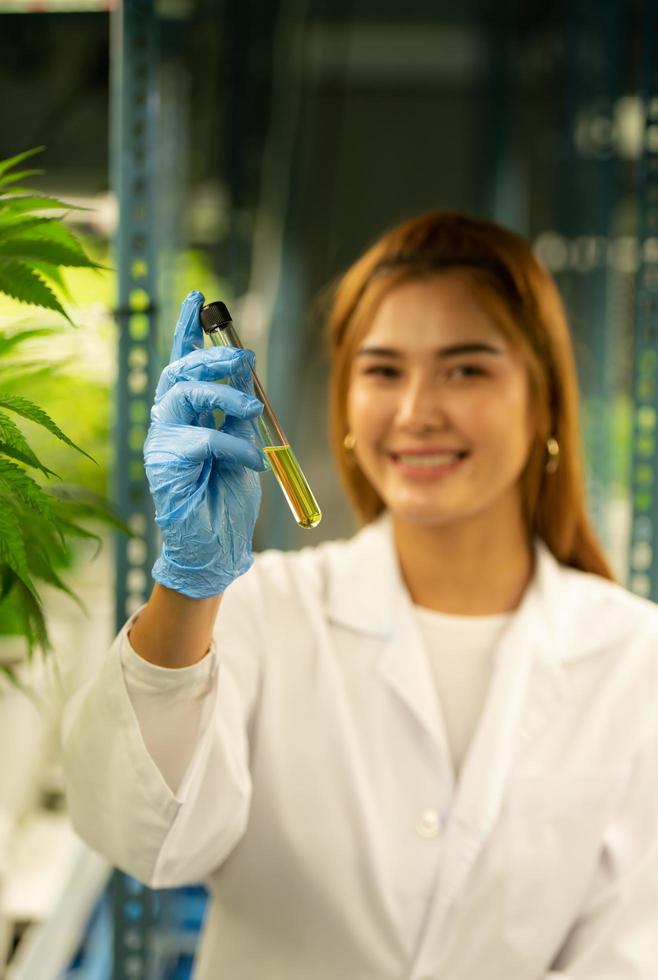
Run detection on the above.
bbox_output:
[326,514,447,747]
[447,547,566,839]
[328,519,573,961]
[377,583,448,747]
[410,541,571,972]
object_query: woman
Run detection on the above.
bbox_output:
[63,212,658,979]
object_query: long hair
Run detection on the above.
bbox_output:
[326,210,613,580]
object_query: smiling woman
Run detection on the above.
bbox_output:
[328,211,611,583]
[63,210,658,980]
[344,273,535,613]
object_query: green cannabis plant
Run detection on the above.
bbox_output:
[0,147,125,664]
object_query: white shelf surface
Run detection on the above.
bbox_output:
[3,811,110,980]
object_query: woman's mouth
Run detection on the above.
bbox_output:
[387,448,469,477]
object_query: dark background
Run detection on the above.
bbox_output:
[0,0,649,551]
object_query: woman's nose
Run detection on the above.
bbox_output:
[395,376,446,428]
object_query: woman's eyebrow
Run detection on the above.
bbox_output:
[355,342,504,358]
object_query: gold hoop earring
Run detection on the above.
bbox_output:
[343,432,356,451]
[545,436,560,474]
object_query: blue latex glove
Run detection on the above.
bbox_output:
[145,290,266,598]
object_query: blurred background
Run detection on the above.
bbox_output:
[0,0,656,976]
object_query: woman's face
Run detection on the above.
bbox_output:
[346,273,534,532]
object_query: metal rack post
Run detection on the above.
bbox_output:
[556,1,625,549]
[111,0,160,629]
[110,1,161,977]
[627,0,658,599]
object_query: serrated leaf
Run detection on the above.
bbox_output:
[29,261,72,299]
[51,516,102,555]
[0,169,45,190]
[0,238,98,269]
[0,216,88,254]
[24,511,68,561]
[0,260,70,321]
[0,500,38,599]
[1,222,76,252]
[6,192,90,214]
[49,485,131,536]
[0,214,54,236]
[6,577,51,657]
[21,525,81,606]
[0,409,57,475]
[0,441,57,477]
[0,195,87,216]
[0,459,55,520]
[0,148,44,180]
[31,554,86,613]
[0,146,121,663]
[0,410,36,453]
[0,392,95,461]
[0,564,14,601]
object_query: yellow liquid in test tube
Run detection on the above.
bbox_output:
[263,445,322,529]
[200,300,322,530]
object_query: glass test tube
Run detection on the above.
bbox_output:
[200,300,322,530]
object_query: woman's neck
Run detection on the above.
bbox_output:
[392,513,533,616]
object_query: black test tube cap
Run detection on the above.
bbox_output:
[200,301,233,334]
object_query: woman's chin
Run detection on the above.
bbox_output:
[388,499,458,529]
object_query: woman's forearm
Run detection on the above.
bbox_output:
[128,583,223,668]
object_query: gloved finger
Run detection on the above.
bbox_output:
[169,290,205,362]
[147,422,267,471]
[221,412,267,462]
[154,346,254,403]
[206,428,268,470]
[222,409,264,443]
[152,380,263,427]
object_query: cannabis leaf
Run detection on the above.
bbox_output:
[0,391,94,460]
[0,148,128,668]
[0,147,104,323]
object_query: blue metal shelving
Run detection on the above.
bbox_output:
[628,0,658,598]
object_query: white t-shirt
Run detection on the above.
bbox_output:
[413,606,512,776]
[122,636,216,794]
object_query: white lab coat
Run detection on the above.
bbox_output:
[62,514,658,980]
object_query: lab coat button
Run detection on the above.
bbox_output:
[416,809,441,839]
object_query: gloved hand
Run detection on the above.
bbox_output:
[145,290,267,598]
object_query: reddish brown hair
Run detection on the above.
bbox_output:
[326,210,613,579]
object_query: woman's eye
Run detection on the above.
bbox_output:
[448,364,486,379]
[362,365,400,379]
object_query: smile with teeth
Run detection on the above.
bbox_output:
[391,451,467,468]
